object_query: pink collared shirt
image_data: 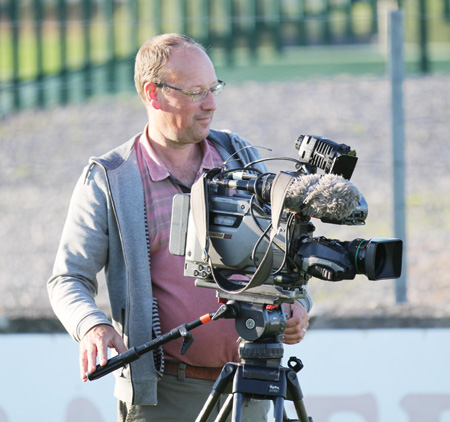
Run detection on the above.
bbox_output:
[136,126,240,366]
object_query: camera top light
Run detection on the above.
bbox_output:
[295,135,358,180]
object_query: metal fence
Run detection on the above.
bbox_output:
[1,4,450,325]
[1,0,449,115]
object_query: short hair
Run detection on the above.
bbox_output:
[134,33,205,103]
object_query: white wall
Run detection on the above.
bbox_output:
[1,329,449,421]
[283,329,450,422]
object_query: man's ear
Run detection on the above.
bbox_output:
[144,82,161,110]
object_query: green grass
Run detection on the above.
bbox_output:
[0,19,137,81]
[1,0,449,119]
[1,0,450,83]
[213,43,450,82]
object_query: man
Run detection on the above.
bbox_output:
[48,33,310,421]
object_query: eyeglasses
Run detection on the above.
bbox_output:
[155,80,226,102]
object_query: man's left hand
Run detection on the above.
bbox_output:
[282,301,310,345]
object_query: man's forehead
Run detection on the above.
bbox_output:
[165,48,216,85]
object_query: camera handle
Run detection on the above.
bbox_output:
[87,303,313,422]
[87,313,213,381]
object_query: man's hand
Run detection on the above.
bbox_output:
[79,324,127,382]
[282,302,310,345]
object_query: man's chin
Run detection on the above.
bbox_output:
[197,125,212,141]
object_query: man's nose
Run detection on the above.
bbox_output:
[201,90,217,111]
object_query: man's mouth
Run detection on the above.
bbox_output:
[197,114,213,123]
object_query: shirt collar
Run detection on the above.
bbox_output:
[138,124,216,182]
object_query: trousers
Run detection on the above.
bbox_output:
[118,373,270,422]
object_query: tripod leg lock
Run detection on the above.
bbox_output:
[288,356,304,373]
[179,325,194,355]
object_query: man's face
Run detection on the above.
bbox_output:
[154,47,219,146]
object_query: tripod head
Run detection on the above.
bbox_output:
[213,300,287,343]
[212,300,289,374]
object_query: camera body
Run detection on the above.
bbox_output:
[169,135,403,303]
[170,185,311,304]
[170,190,303,281]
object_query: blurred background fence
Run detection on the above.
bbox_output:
[1,0,450,116]
[0,0,449,327]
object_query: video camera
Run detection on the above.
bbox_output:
[169,135,403,305]
[90,135,403,421]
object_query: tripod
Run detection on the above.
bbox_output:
[196,302,313,422]
[87,301,313,422]
[196,343,312,422]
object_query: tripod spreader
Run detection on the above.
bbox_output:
[87,313,213,381]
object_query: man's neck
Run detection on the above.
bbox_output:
[147,133,204,187]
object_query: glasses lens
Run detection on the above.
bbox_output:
[191,81,226,102]
[211,87,221,96]
[192,91,206,102]
[213,81,225,95]
[205,83,224,100]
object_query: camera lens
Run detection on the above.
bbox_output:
[345,238,403,280]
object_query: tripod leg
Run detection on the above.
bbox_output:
[285,369,311,422]
[215,394,233,422]
[273,396,285,422]
[231,392,243,422]
[196,364,236,422]
[292,399,310,422]
[196,394,220,422]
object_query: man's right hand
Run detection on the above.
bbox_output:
[79,324,127,382]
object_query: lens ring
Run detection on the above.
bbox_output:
[354,239,365,274]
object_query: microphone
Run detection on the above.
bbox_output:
[284,173,362,222]
[221,173,363,223]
